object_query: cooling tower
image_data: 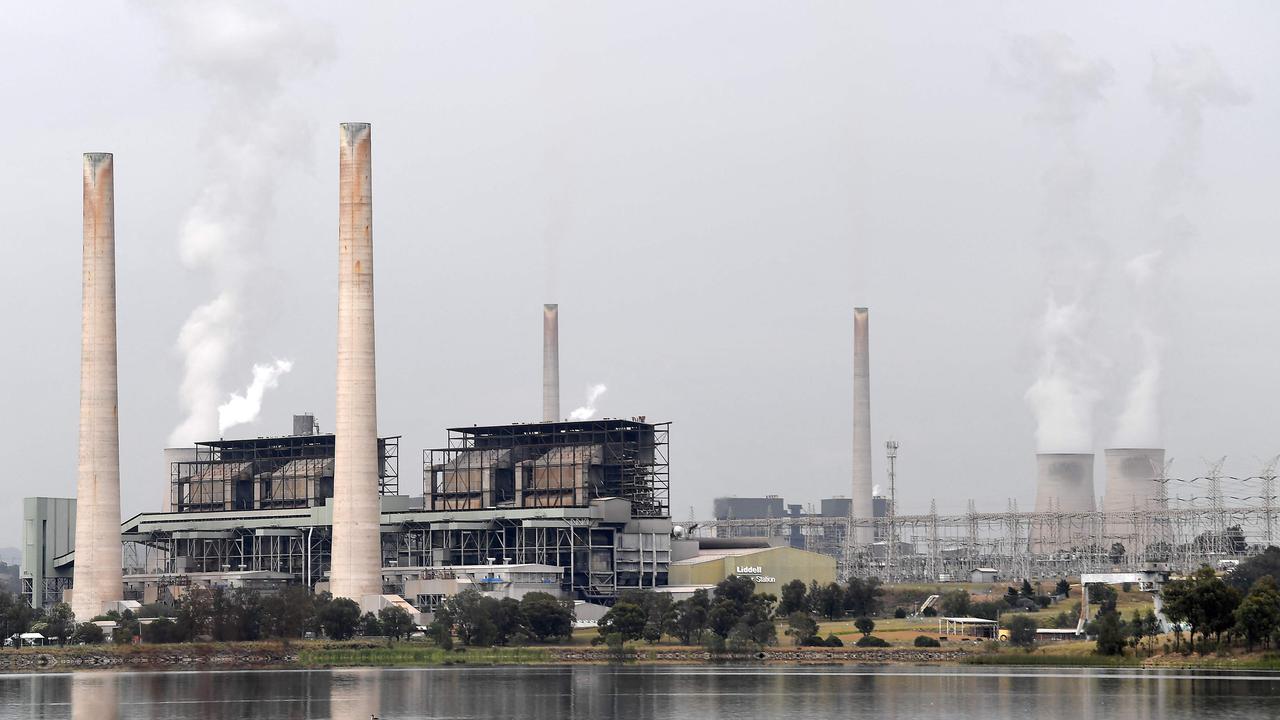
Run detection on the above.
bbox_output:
[543,304,559,421]
[1102,448,1165,515]
[71,152,123,620]
[330,123,382,602]
[852,307,873,544]
[1033,453,1096,513]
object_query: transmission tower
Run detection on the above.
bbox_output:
[885,440,899,581]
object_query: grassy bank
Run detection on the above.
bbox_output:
[297,645,553,667]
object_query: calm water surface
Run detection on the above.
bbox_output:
[1,665,1278,719]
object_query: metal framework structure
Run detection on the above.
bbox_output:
[693,462,1279,582]
[424,419,669,518]
[170,434,400,513]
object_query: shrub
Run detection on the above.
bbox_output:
[914,635,941,647]
[855,635,890,647]
[823,633,844,647]
[894,607,907,619]
[922,606,937,617]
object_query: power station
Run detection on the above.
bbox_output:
[17,126,1280,614]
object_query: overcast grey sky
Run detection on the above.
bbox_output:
[2,2,1278,540]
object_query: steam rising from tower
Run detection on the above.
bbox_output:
[543,304,559,421]
[330,123,381,602]
[852,308,872,543]
[73,153,123,619]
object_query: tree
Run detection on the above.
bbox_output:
[1004,587,1020,607]
[446,590,497,647]
[378,605,415,641]
[844,577,884,618]
[813,583,845,620]
[785,612,818,646]
[1109,542,1126,565]
[778,580,809,616]
[854,617,875,637]
[1225,547,1280,593]
[44,603,75,646]
[1006,615,1037,648]
[0,592,34,647]
[1020,580,1034,599]
[70,622,105,645]
[1234,575,1280,651]
[520,592,573,642]
[598,602,647,643]
[319,598,361,640]
[1093,608,1126,656]
[1165,566,1241,651]
[1055,578,1071,598]
[671,590,710,645]
[1086,584,1118,611]
[939,590,970,617]
[489,598,528,645]
[359,612,384,637]
[145,617,183,644]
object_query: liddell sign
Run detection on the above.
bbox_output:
[735,565,776,583]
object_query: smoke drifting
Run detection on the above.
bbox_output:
[1112,47,1248,447]
[151,1,333,445]
[998,34,1113,453]
[569,384,607,421]
[218,359,294,435]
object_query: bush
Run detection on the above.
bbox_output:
[922,606,937,617]
[855,635,890,647]
[894,607,907,619]
[823,633,844,647]
[854,617,875,636]
[913,635,941,647]
[1035,595,1052,608]
[70,622,105,645]
[1006,615,1038,647]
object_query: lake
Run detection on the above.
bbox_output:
[2,665,1279,719]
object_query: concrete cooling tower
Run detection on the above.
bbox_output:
[1102,448,1165,515]
[1033,453,1096,514]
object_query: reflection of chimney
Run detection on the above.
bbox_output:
[72,152,123,620]
[330,123,381,602]
[543,304,559,421]
[851,308,873,544]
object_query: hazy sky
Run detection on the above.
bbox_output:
[2,2,1279,542]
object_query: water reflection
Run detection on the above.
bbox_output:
[0,665,1276,719]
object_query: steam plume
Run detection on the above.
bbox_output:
[151,1,333,445]
[1113,47,1248,446]
[997,34,1112,452]
[569,384,607,420]
[218,359,294,435]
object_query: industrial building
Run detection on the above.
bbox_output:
[20,498,76,610]
[668,538,836,593]
[101,416,674,607]
[710,494,887,557]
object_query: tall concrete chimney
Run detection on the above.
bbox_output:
[72,152,123,620]
[330,123,381,602]
[543,304,559,422]
[852,307,873,544]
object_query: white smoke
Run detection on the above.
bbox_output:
[569,384,608,420]
[151,1,333,445]
[218,359,294,436]
[1112,47,1248,447]
[997,34,1112,453]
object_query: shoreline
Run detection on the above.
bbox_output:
[2,641,1278,674]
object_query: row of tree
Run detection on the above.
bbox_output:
[426,589,575,648]
[598,575,778,651]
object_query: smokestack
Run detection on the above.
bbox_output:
[852,307,873,544]
[1033,453,1096,513]
[330,123,381,603]
[1103,448,1164,516]
[543,304,559,421]
[72,153,123,620]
